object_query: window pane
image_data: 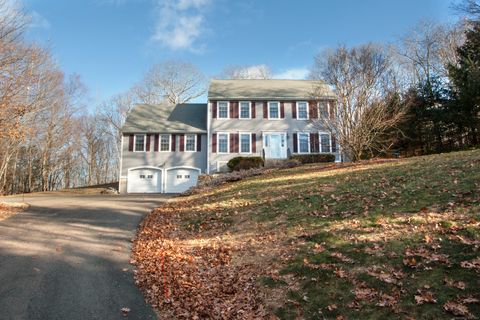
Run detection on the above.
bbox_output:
[269,102,279,118]
[240,102,250,118]
[185,134,196,151]
[218,102,228,118]
[240,134,251,153]
[218,134,228,153]
[299,133,309,153]
[298,102,308,119]
[160,134,170,151]
[320,134,331,153]
[135,135,145,151]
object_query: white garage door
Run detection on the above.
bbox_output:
[166,168,199,193]
[127,168,162,193]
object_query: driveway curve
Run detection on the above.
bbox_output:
[0,194,170,320]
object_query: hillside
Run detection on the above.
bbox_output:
[132,150,480,319]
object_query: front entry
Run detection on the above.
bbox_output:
[263,132,287,159]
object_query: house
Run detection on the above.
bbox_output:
[119,79,339,194]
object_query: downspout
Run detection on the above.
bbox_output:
[206,101,211,174]
[119,134,124,191]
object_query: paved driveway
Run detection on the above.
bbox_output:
[0,194,171,320]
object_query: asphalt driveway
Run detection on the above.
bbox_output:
[0,193,171,320]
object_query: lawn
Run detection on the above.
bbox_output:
[132,150,480,319]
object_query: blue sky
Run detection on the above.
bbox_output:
[24,0,457,104]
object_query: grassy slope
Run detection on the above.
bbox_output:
[133,150,480,319]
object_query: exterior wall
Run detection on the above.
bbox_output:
[208,100,340,172]
[120,133,207,193]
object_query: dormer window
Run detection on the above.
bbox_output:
[217,101,229,119]
[268,102,280,119]
[239,101,251,119]
[296,101,308,120]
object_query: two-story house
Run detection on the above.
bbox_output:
[119,79,339,194]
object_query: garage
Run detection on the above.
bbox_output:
[165,167,200,193]
[127,167,162,193]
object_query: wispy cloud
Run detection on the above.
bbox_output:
[29,10,51,29]
[152,0,212,52]
[273,68,309,80]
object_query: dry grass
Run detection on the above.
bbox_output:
[0,202,29,221]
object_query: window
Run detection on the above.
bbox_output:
[160,134,170,151]
[320,133,331,153]
[217,133,229,153]
[217,101,229,119]
[147,175,153,179]
[139,174,146,179]
[240,133,251,153]
[319,101,329,118]
[176,175,182,179]
[134,134,146,152]
[185,175,190,179]
[239,101,251,119]
[298,133,310,153]
[185,134,196,152]
[268,102,280,119]
[297,102,308,120]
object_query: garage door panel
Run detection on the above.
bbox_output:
[127,168,162,193]
[166,168,199,193]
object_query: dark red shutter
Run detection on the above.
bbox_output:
[280,102,285,118]
[171,134,176,151]
[154,134,159,151]
[310,133,319,153]
[212,101,217,118]
[263,101,268,118]
[212,133,217,153]
[230,101,238,118]
[293,133,298,153]
[146,134,151,151]
[197,134,201,151]
[309,101,318,119]
[330,100,335,119]
[128,134,134,152]
[251,102,256,118]
[230,134,235,153]
[292,101,297,119]
[252,133,257,153]
[179,134,185,152]
[332,135,337,152]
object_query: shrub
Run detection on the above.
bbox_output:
[290,154,336,164]
[227,156,264,171]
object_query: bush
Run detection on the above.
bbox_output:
[290,153,336,164]
[227,156,264,171]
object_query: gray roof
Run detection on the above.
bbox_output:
[122,103,207,133]
[208,79,335,100]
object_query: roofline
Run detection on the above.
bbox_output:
[207,96,337,100]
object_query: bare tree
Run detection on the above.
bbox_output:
[135,60,207,105]
[310,44,407,161]
[218,64,272,79]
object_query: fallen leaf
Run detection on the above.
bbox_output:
[443,301,472,318]
[121,307,130,317]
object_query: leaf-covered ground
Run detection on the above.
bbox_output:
[132,150,480,319]
[0,202,28,221]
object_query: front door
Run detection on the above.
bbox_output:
[263,133,287,159]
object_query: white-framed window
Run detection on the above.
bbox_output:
[239,101,251,119]
[159,134,170,151]
[217,101,229,119]
[320,132,331,153]
[239,133,252,153]
[268,101,280,119]
[298,133,310,153]
[185,134,196,152]
[296,101,309,120]
[217,133,229,153]
[134,134,146,152]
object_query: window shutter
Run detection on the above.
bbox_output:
[293,133,298,153]
[230,101,238,118]
[146,134,151,152]
[263,101,268,119]
[251,102,256,118]
[171,134,176,151]
[332,135,337,153]
[197,134,201,151]
[309,101,318,119]
[292,101,297,119]
[330,100,335,119]
[154,134,159,152]
[179,134,185,152]
[230,134,235,153]
[212,101,217,118]
[252,133,257,153]
[280,102,285,118]
[128,134,134,152]
[310,133,319,153]
[212,133,217,153]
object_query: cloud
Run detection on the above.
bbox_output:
[273,68,309,80]
[152,0,211,51]
[29,11,51,29]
